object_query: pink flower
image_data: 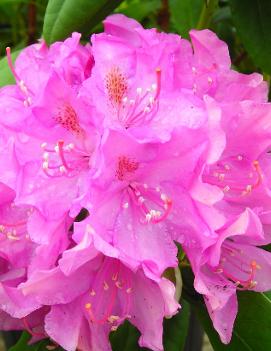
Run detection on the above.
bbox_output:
[76,126,215,276]
[0,308,48,340]
[9,32,92,97]
[173,29,267,103]
[0,183,71,319]
[0,32,95,219]
[21,231,179,351]
[187,209,271,343]
[192,100,271,237]
[0,73,100,219]
[1,13,271,350]
[0,186,40,318]
[81,15,205,142]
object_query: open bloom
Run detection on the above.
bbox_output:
[188,209,271,343]
[81,14,207,143]
[20,231,179,351]
[0,182,71,318]
[0,186,41,318]
[76,121,222,277]
[0,71,100,219]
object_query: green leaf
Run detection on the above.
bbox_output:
[163,299,190,351]
[110,320,150,351]
[116,0,160,23]
[169,0,204,37]
[8,331,64,351]
[229,0,271,74]
[8,332,42,351]
[194,291,271,351]
[42,0,124,44]
[110,300,190,351]
[196,0,218,30]
[0,49,20,87]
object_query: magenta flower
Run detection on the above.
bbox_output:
[76,126,216,276]
[0,55,99,219]
[0,186,39,318]
[188,209,271,343]
[173,29,268,103]
[81,15,206,143]
[21,231,179,351]
[0,182,71,319]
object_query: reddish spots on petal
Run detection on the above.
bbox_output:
[55,104,83,135]
[116,156,139,181]
[105,67,128,106]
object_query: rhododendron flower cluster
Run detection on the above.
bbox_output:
[1,14,271,351]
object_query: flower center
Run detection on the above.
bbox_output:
[115,155,172,224]
[203,155,263,198]
[84,258,132,332]
[126,182,172,224]
[105,67,161,128]
[213,241,261,290]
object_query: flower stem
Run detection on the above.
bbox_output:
[196,0,218,30]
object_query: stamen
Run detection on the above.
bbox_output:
[86,259,133,328]
[112,273,118,281]
[127,182,172,224]
[154,68,161,101]
[115,281,123,289]
[107,315,120,324]
[6,47,33,98]
[106,67,162,128]
[214,243,261,290]
[6,232,20,241]
[252,160,263,188]
[6,47,20,81]
[41,140,89,178]
[0,213,28,240]
[204,156,263,198]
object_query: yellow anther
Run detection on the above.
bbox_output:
[107,315,120,324]
[85,303,91,309]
